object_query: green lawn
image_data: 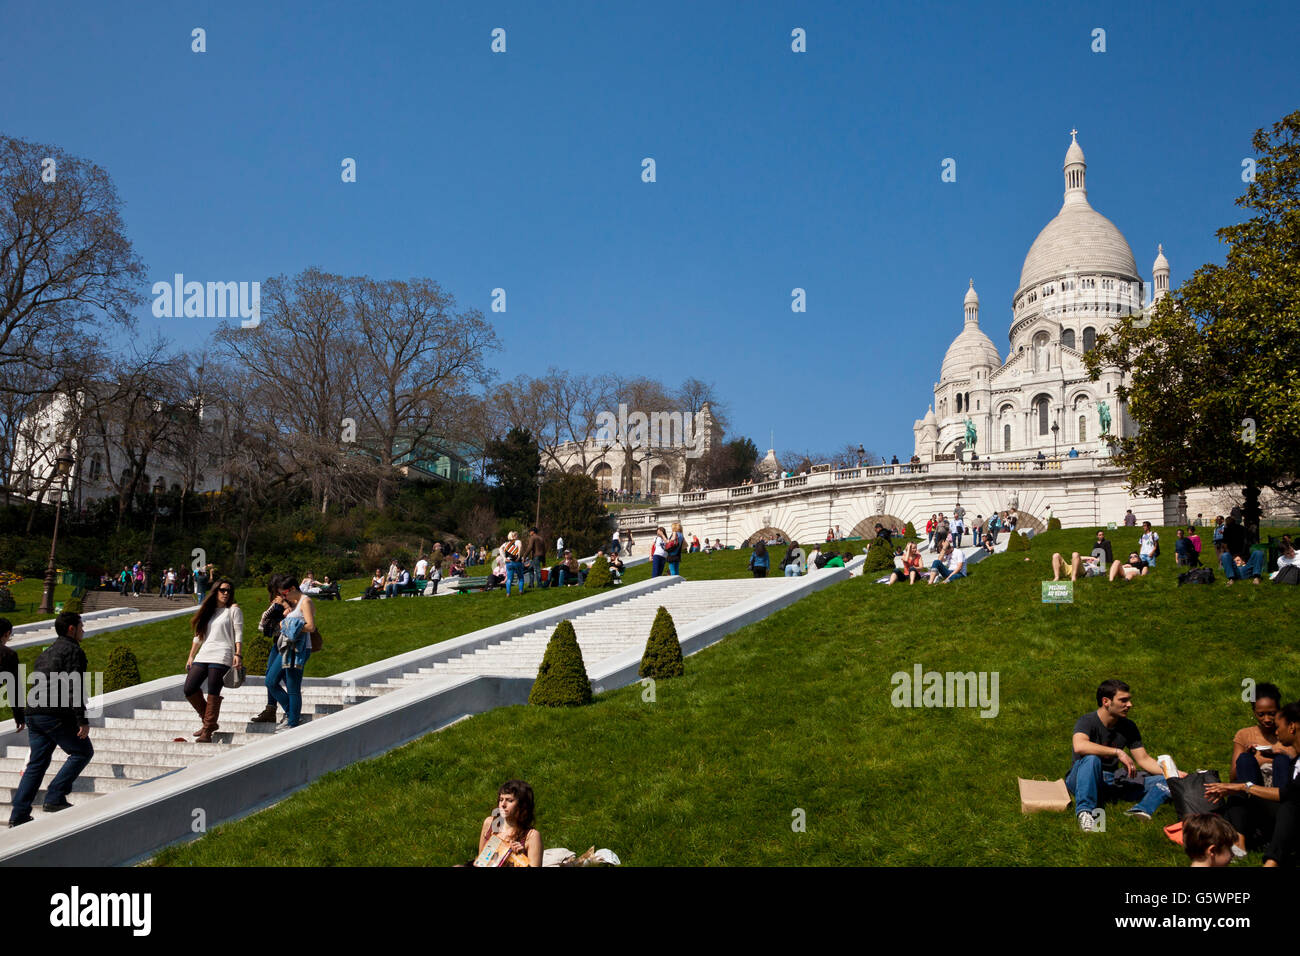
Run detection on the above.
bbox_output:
[149,525,1299,867]
[0,577,71,626]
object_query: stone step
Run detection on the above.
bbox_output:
[0,772,142,794]
[96,715,282,734]
[0,791,101,817]
[0,757,182,780]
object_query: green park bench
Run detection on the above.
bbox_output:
[445,575,493,594]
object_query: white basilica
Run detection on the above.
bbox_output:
[913,132,1171,463]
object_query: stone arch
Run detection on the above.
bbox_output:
[568,464,584,475]
[743,526,791,546]
[849,515,909,538]
[1009,511,1047,534]
[1061,328,1076,350]
[591,462,613,490]
[1032,393,1052,437]
[649,464,671,494]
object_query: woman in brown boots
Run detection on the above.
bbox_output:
[184,578,244,743]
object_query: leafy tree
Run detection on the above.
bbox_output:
[539,472,608,556]
[700,436,760,488]
[485,426,540,521]
[1087,110,1300,543]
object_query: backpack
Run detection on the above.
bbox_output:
[1178,567,1215,586]
[666,533,682,559]
[1274,565,1300,585]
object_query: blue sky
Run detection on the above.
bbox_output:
[5,0,1297,460]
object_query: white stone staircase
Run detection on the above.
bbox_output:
[2,574,852,858]
[0,684,389,822]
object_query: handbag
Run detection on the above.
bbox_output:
[223,664,247,688]
[1166,769,1224,819]
[310,627,323,652]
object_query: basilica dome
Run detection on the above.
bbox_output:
[939,280,1001,382]
[1017,133,1138,294]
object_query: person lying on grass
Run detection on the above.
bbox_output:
[1066,679,1170,832]
[1183,813,1238,867]
[1205,699,1300,862]
[1052,550,1108,581]
[476,779,542,867]
[1108,553,1149,581]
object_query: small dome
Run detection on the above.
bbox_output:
[1065,131,1085,167]
[923,405,936,425]
[963,278,979,307]
[1153,243,1169,272]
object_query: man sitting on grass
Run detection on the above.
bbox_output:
[1066,679,1170,832]
[1108,552,1149,581]
[927,541,966,584]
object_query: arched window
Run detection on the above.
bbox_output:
[1061,329,1076,350]
[1003,423,1011,452]
[1036,396,1050,436]
[592,462,613,490]
[1078,415,1087,443]
[650,465,671,494]
[956,393,963,413]
[1083,327,1096,351]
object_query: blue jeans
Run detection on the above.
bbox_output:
[930,560,950,579]
[1065,754,1170,816]
[10,715,94,821]
[784,565,801,577]
[523,561,540,588]
[505,561,525,595]
[267,648,310,726]
[265,650,284,708]
[1221,550,1265,580]
[667,561,680,576]
[651,555,666,577]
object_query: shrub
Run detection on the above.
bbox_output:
[639,606,684,679]
[0,586,13,613]
[62,597,83,615]
[861,538,899,575]
[585,553,612,588]
[245,632,274,677]
[905,521,917,540]
[528,620,591,706]
[1005,530,1030,552]
[1047,516,1062,531]
[104,646,142,693]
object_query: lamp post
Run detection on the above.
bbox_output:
[534,464,545,528]
[39,446,76,614]
[1051,421,1060,460]
[857,444,865,468]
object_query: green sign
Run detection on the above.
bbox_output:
[1042,581,1074,604]
[1107,522,1117,530]
[53,601,64,613]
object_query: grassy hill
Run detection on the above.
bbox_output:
[149,525,1300,866]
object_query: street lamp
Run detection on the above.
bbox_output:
[857,444,865,467]
[39,446,76,614]
[534,464,545,528]
[1051,421,1060,460]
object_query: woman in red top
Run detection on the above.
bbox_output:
[887,542,925,585]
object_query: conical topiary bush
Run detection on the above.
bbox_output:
[529,619,592,706]
[104,646,142,693]
[585,553,611,588]
[639,606,684,679]
[905,521,917,541]
[1005,530,1030,552]
[1047,516,1062,531]
[861,538,898,575]
[245,632,273,676]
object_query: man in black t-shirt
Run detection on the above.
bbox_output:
[1065,679,1170,832]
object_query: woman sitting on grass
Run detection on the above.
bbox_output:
[475,779,543,867]
[364,569,385,600]
[887,542,925,585]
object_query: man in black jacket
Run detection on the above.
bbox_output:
[8,612,94,828]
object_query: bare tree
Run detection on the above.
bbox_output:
[0,134,145,393]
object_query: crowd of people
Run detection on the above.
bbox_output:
[1068,679,1300,866]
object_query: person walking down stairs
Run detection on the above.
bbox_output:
[184,578,244,743]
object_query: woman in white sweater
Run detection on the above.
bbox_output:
[184,578,244,743]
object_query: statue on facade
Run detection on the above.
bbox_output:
[1008,490,1019,510]
[874,489,886,515]
[964,417,976,450]
[1097,401,1111,435]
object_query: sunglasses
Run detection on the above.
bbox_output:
[217,587,232,594]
